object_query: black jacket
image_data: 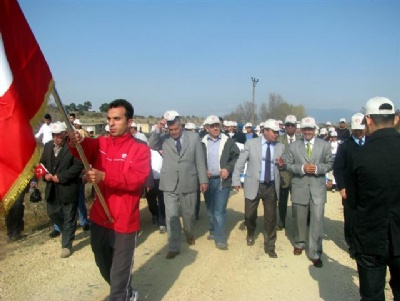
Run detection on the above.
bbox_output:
[40,140,83,203]
[201,134,240,188]
[333,136,366,191]
[347,128,400,256]
[335,127,351,141]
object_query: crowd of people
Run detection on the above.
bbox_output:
[4,96,399,301]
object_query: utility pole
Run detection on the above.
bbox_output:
[251,77,259,124]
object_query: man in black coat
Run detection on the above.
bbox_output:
[40,121,83,258]
[333,113,367,257]
[347,97,400,300]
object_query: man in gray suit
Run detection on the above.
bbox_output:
[149,110,208,259]
[286,117,333,268]
[232,119,285,258]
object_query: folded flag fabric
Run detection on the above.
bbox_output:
[0,0,54,211]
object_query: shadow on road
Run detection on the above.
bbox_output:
[131,196,245,300]
[309,254,359,301]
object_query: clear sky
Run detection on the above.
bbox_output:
[19,0,400,120]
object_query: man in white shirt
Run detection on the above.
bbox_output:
[35,113,53,144]
[130,123,148,143]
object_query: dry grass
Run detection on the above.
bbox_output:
[0,182,94,251]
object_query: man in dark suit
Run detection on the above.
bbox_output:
[333,112,367,258]
[276,115,302,230]
[149,110,208,259]
[286,117,333,268]
[40,121,83,258]
[347,97,400,301]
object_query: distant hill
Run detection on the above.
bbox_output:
[307,108,358,124]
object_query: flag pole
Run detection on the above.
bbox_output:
[51,87,113,223]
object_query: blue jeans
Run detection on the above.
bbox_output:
[204,178,230,244]
[78,182,90,226]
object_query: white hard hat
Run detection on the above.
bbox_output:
[364,97,395,115]
[185,122,196,130]
[51,121,67,134]
[300,117,317,129]
[351,113,366,130]
[164,110,180,121]
[263,119,280,131]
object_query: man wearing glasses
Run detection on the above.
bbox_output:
[277,115,301,230]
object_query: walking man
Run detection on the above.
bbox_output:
[40,121,83,258]
[149,110,208,259]
[276,114,301,230]
[70,99,150,301]
[347,97,400,300]
[286,117,333,268]
[201,115,240,250]
[333,112,367,258]
[232,119,285,258]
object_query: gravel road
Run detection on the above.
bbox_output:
[0,190,394,301]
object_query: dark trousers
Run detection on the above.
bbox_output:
[195,190,201,219]
[91,223,138,301]
[6,190,26,238]
[278,186,290,228]
[245,182,277,251]
[356,249,400,301]
[47,199,77,249]
[145,179,166,226]
[342,198,353,247]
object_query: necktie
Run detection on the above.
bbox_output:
[306,142,312,159]
[289,138,294,144]
[264,143,271,183]
[175,138,182,155]
[358,139,363,146]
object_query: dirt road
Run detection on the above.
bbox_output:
[0,190,393,301]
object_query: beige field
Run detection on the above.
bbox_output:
[0,189,394,301]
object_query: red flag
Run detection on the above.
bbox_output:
[34,163,49,179]
[0,0,54,211]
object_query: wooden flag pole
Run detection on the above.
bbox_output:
[51,87,113,223]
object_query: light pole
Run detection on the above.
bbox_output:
[251,77,259,124]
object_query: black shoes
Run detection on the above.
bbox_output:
[49,230,61,238]
[311,258,323,268]
[246,236,255,246]
[166,251,179,259]
[265,250,278,258]
[7,233,22,242]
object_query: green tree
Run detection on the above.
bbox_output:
[83,101,92,110]
[69,103,77,111]
[77,104,87,112]
[99,103,109,113]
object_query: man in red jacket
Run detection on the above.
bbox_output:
[70,99,150,301]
